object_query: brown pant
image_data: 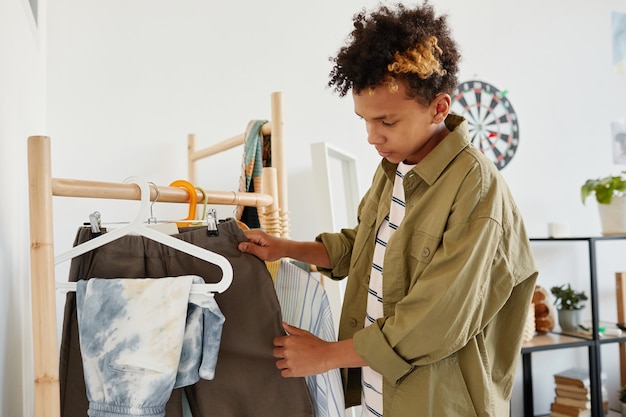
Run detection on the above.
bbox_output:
[59,220,314,417]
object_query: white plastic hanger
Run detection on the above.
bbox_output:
[55,176,233,294]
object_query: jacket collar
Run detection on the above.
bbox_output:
[381,114,469,185]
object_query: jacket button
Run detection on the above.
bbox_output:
[349,318,358,327]
[421,248,430,257]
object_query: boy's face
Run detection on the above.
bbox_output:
[352,82,450,165]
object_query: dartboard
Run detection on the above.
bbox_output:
[450,80,519,170]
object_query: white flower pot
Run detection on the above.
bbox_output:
[558,309,583,332]
[597,195,626,235]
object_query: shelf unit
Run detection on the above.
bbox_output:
[521,236,626,417]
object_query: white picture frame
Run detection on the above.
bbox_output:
[310,142,360,232]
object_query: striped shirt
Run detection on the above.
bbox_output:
[362,162,415,417]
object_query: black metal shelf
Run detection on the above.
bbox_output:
[521,236,626,417]
[521,332,592,354]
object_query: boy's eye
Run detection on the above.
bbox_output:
[382,121,396,127]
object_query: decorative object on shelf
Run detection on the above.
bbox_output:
[552,367,608,416]
[581,171,626,235]
[547,222,571,238]
[450,79,519,170]
[550,284,588,332]
[620,384,626,416]
[532,285,556,334]
[522,302,536,342]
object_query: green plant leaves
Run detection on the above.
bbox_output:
[581,171,626,205]
[550,284,588,310]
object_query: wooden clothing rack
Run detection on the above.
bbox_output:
[27,92,288,417]
[187,91,289,238]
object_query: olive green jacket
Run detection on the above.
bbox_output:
[316,115,538,417]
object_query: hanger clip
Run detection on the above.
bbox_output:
[88,211,102,235]
[206,208,219,237]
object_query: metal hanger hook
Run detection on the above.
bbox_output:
[148,182,160,224]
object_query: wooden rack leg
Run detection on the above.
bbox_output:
[270,92,289,238]
[261,167,281,237]
[187,133,197,185]
[27,136,61,417]
[616,272,626,386]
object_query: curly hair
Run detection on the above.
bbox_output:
[328,1,461,106]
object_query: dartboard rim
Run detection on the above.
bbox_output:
[451,80,519,170]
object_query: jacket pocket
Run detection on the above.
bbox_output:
[408,231,439,263]
[406,232,440,289]
[390,355,477,417]
[349,200,378,269]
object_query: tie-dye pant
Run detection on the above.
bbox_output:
[76,276,224,417]
[60,220,314,417]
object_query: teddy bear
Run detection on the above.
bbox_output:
[532,285,557,334]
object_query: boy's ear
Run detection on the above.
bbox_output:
[433,94,451,123]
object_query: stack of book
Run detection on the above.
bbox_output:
[550,367,608,417]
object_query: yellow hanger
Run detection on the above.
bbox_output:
[237,220,251,231]
[169,180,197,227]
[195,186,208,225]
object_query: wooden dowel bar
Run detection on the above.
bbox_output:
[51,178,273,207]
[189,122,271,162]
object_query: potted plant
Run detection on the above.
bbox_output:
[581,171,626,235]
[550,284,588,332]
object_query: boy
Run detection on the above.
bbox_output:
[239,2,538,416]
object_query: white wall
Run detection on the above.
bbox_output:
[47,0,626,239]
[0,0,46,415]
[3,0,625,415]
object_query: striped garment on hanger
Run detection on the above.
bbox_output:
[274,259,345,417]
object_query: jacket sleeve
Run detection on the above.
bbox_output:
[314,185,375,279]
[314,228,356,279]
